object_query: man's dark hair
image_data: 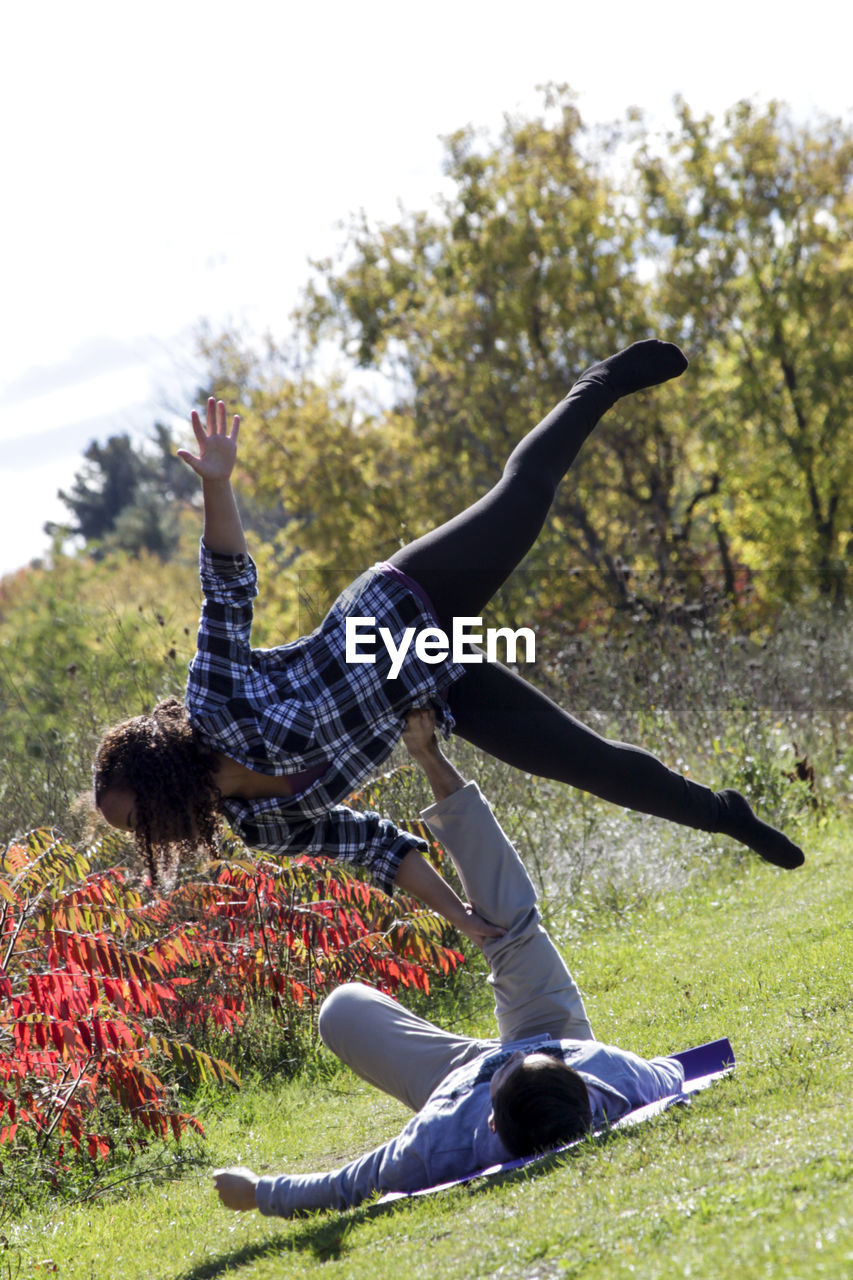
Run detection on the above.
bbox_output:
[491,1055,593,1158]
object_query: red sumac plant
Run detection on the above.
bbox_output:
[0,827,463,1169]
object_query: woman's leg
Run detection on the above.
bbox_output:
[448,661,805,869]
[390,340,687,625]
[391,338,802,870]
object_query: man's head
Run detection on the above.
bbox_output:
[488,1050,592,1158]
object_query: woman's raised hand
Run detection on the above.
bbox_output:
[180,398,248,554]
[177,397,241,482]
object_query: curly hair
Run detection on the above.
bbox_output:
[491,1054,593,1158]
[93,697,222,883]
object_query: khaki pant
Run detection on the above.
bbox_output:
[318,782,593,1112]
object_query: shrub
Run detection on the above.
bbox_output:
[0,826,463,1198]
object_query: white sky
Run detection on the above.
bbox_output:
[2,0,851,577]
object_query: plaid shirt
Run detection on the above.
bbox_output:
[185,544,467,895]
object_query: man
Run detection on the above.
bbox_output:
[214,709,684,1216]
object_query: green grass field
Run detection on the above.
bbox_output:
[8,817,851,1280]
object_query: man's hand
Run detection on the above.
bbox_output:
[402,706,440,761]
[401,708,468,803]
[213,1166,260,1212]
[178,397,241,483]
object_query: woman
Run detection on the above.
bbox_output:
[95,340,804,941]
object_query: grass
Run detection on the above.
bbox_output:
[7,813,851,1279]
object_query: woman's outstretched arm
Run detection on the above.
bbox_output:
[178,397,247,555]
[393,847,504,949]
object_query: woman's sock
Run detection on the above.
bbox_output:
[714,789,805,868]
[580,339,688,397]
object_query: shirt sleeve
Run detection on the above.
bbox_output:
[237,805,427,897]
[618,1052,684,1109]
[308,808,427,897]
[187,541,259,711]
[647,1056,686,1097]
[255,1134,430,1215]
[580,1046,686,1126]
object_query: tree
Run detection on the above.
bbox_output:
[48,424,198,560]
[198,88,851,631]
[301,86,664,620]
[205,88,728,634]
[54,436,143,544]
[637,97,853,608]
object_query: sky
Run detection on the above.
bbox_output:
[2,0,852,578]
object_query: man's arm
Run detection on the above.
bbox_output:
[580,1046,685,1126]
[401,707,467,802]
[177,397,247,555]
[394,709,504,948]
[214,1130,431,1216]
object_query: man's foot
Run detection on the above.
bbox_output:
[715,788,805,869]
[581,340,688,398]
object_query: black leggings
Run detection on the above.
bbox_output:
[389,363,719,832]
